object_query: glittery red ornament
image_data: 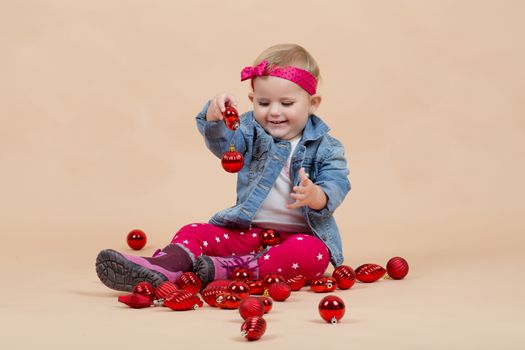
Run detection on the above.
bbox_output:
[228,281,250,299]
[239,297,265,320]
[386,257,409,280]
[221,144,244,173]
[118,293,152,308]
[262,273,286,288]
[240,316,267,341]
[286,274,306,291]
[231,267,253,281]
[268,282,291,301]
[332,265,356,290]
[126,229,147,250]
[216,292,242,309]
[259,228,282,247]
[258,296,273,313]
[201,285,228,307]
[355,263,386,283]
[223,106,240,131]
[132,281,155,301]
[310,277,337,293]
[154,281,179,300]
[175,272,202,294]
[318,295,346,324]
[247,280,265,295]
[163,290,203,311]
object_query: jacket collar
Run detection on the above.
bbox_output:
[302,114,330,142]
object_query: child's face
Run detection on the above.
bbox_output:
[249,76,321,141]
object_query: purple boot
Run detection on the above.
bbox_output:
[96,244,193,291]
[194,254,260,286]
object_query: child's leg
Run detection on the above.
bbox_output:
[95,223,261,291]
[257,233,330,279]
[194,233,330,285]
[169,223,262,257]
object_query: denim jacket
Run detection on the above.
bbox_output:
[195,101,351,266]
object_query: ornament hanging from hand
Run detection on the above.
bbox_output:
[220,105,244,173]
[223,105,240,130]
[221,144,244,173]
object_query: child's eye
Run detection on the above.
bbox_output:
[258,102,270,107]
[282,102,294,107]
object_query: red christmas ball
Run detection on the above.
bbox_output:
[175,272,202,294]
[228,280,251,299]
[247,280,265,295]
[355,263,386,283]
[216,292,242,309]
[262,273,286,288]
[223,106,240,130]
[386,257,409,280]
[118,293,152,308]
[258,296,273,313]
[258,228,282,247]
[126,229,147,250]
[310,277,337,293]
[318,295,346,324]
[201,285,228,307]
[239,297,265,320]
[286,274,306,291]
[240,316,267,341]
[132,281,155,301]
[231,267,253,281]
[221,144,244,173]
[163,290,203,311]
[268,281,291,302]
[154,281,179,300]
[332,265,356,290]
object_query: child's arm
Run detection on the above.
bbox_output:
[287,139,350,214]
[195,93,247,158]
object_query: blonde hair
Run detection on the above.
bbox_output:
[253,43,321,81]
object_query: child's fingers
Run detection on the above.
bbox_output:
[299,168,310,185]
[290,192,305,201]
[286,201,302,209]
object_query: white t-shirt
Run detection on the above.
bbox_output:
[252,135,311,233]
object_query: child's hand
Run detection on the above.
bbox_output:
[206,93,238,122]
[287,168,328,211]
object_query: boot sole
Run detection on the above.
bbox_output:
[96,249,167,291]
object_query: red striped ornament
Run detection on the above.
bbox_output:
[163,290,203,311]
[268,281,291,301]
[239,297,265,320]
[332,265,356,290]
[386,257,409,280]
[154,281,179,300]
[355,263,386,283]
[201,285,228,307]
[175,272,202,294]
[240,316,267,341]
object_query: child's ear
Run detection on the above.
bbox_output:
[309,94,322,114]
[248,92,254,103]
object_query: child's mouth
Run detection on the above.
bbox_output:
[270,121,287,124]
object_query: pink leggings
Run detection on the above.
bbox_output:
[170,223,330,279]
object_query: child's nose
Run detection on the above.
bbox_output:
[269,103,281,116]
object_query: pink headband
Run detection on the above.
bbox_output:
[240,60,317,95]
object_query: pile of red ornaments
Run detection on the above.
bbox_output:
[116,226,410,341]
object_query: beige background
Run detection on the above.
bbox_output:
[1,0,524,349]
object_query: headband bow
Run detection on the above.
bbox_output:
[240,61,269,81]
[240,60,317,95]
